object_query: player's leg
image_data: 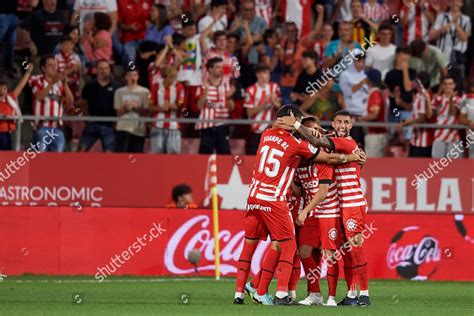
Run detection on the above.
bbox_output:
[253,241,280,305]
[297,217,323,306]
[288,252,301,301]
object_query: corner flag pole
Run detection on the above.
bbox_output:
[209,154,221,280]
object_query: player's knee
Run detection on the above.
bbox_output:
[298,245,312,258]
[245,238,259,245]
[322,249,335,261]
[271,240,281,252]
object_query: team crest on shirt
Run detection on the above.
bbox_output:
[308,143,318,154]
[346,219,357,231]
[328,228,338,241]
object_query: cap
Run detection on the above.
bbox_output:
[352,48,365,59]
[366,68,382,86]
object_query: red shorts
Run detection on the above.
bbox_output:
[245,197,295,241]
[299,216,343,250]
[341,206,367,238]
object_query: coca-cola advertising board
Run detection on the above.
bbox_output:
[0,207,473,280]
[0,153,472,213]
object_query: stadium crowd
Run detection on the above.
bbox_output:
[0,0,473,158]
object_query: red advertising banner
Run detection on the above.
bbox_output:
[0,153,472,213]
[0,207,473,281]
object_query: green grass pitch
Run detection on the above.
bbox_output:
[0,276,473,315]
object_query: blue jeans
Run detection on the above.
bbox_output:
[0,13,19,69]
[79,123,116,152]
[35,127,65,152]
[123,40,141,66]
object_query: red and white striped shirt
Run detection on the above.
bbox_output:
[195,80,230,130]
[433,95,461,143]
[255,0,273,26]
[54,51,81,82]
[296,160,340,218]
[244,82,280,134]
[410,93,434,147]
[363,2,389,23]
[148,53,177,87]
[249,128,320,202]
[330,136,367,209]
[29,75,65,128]
[281,0,313,37]
[150,79,185,129]
[202,48,240,85]
[400,3,432,44]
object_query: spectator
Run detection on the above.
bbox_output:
[244,64,281,154]
[118,0,152,64]
[0,64,34,150]
[365,23,396,80]
[399,72,434,158]
[177,19,203,116]
[167,184,198,208]
[145,4,175,46]
[363,0,389,25]
[201,30,240,85]
[229,0,267,44]
[279,21,302,104]
[254,0,274,27]
[21,0,68,56]
[384,47,417,142]
[431,76,463,158]
[250,29,282,84]
[359,68,387,157]
[331,0,352,23]
[195,57,235,154]
[114,68,150,153]
[66,26,87,66]
[29,55,74,152]
[400,0,437,45]
[149,65,185,154]
[339,49,369,147]
[226,27,254,88]
[459,81,474,158]
[55,35,81,100]
[300,4,331,64]
[323,21,361,92]
[350,0,378,47]
[78,60,120,152]
[148,35,184,88]
[409,39,448,92]
[0,0,20,73]
[198,0,228,48]
[291,50,323,106]
[82,12,114,67]
[280,0,315,37]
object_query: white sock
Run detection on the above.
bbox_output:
[289,290,296,299]
[360,290,369,296]
[276,291,288,299]
[347,290,357,298]
[310,292,322,296]
[234,292,244,299]
[328,295,336,301]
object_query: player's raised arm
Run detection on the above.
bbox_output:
[275,114,334,149]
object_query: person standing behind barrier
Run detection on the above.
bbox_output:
[149,65,185,154]
[114,68,150,153]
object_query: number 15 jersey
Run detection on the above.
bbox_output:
[249,128,320,202]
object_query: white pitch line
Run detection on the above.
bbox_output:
[7,278,234,284]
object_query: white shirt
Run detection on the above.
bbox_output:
[365,44,396,80]
[74,0,117,33]
[198,15,228,48]
[340,65,369,116]
[177,34,202,86]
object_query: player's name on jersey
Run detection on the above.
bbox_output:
[263,135,290,150]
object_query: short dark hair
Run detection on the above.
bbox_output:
[94,12,112,31]
[172,184,192,202]
[172,33,187,47]
[276,104,303,120]
[0,77,7,87]
[333,110,352,120]
[302,116,320,126]
[182,18,196,28]
[227,32,240,42]
[255,63,270,73]
[213,30,227,42]
[59,35,73,43]
[302,50,318,63]
[396,46,412,55]
[441,75,456,83]
[206,57,223,70]
[40,55,55,69]
[410,39,426,58]
[263,29,276,45]
[378,22,394,33]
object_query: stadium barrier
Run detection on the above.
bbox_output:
[0,207,473,281]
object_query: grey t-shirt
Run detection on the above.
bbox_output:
[114,85,150,137]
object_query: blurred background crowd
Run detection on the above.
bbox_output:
[0,0,473,158]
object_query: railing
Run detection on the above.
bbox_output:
[1,115,470,151]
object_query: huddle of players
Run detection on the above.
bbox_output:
[234,105,371,306]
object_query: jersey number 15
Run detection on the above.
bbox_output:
[258,145,284,178]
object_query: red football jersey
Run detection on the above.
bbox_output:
[248,128,320,202]
[330,136,367,209]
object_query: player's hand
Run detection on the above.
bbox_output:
[296,212,308,226]
[275,113,297,129]
[357,149,367,165]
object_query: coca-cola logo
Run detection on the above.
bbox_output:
[164,215,270,275]
[387,236,441,270]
